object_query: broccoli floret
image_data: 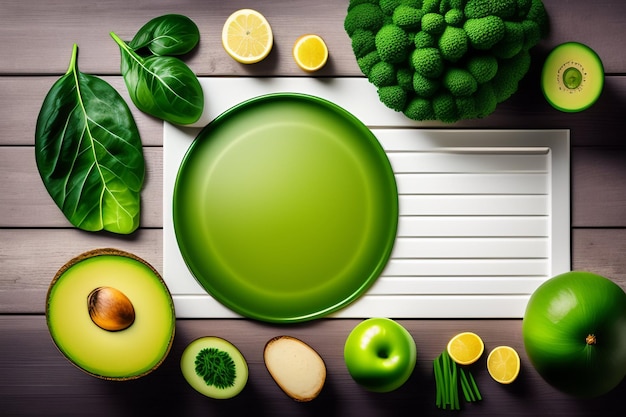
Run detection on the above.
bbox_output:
[466,54,498,83]
[443,67,478,97]
[351,29,377,58]
[515,0,532,18]
[527,0,549,38]
[392,5,424,29]
[464,16,506,50]
[444,8,464,26]
[348,0,379,10]
[449,0,467,9]
[414,31,436,48]
[421,12,446,35]
[380,0,403,15]
[404,97,436,120]
[413,71,440,96]
[357,50,381,75]
[492,21,524,59]
[422,0,442,13]
[369,61,397,87]
[378,85,408,111]
[401,0,424,7]
[464,0,517,19]
[520,19,540,51]
[438,25,468,62]
[397,67,415,91]
[491,50,531,102]
[432,93,459,122]
[345,3,385,36]
[439,0,451,13]
[411,47,444,78]
[473,82,498,117]
[376,24,412,63]
[455,96,478,119]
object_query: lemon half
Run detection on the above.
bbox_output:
[487,345,521,384]
[446,332,485,366]
[293,34,328,72]
[222,9,273,64]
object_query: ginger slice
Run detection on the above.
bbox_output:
[264,336,326,402]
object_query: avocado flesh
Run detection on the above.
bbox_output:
[541,42,604,112]
[46,251,175,380]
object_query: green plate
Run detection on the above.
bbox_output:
[173,94,398,323]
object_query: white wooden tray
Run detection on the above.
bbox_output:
[163,78,570,318]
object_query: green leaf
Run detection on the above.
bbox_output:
[111,31,204,125]
[35,44,145,234]
[128,14,200,56]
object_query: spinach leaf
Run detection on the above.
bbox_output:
[128,14,200,56]
[35,44,145,234]
[111,31,204,125]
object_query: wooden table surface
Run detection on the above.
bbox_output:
[1,1,625,416]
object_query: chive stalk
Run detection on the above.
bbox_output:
[469,371,482,401]
[433,349,482,410]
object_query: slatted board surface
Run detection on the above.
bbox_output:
[163,78,570,318]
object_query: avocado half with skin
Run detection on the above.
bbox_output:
[541,42,604,112]
[46,248,176,380]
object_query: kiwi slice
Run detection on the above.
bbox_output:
[180,336,248,399]
[541,42,604,112]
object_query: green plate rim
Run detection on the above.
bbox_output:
[172,92,398,323]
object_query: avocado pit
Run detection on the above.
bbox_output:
[585,334,597,345]
[88,286,135,331]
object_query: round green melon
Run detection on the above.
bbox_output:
[523,271,626,397]
[46,248,176,380]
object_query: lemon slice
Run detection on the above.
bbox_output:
[487,346,520,384]
[446,332,484,365]
[222,9,273,64]
[293,34,328,72]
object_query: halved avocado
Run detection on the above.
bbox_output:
[180,336,248,399]
[541,42,604,112]
[46,248,176,380]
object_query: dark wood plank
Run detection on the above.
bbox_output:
[0,76,163,147]
[573,228,626,287]
[1,316,624,417]
[0,147,162,228]
[1,0,625,76]
[0,228,162,313]
[572,147,626,227]
[2,0,626,415]
[2,227,625,314]
[3,74,625,147]
[6,145,626,230]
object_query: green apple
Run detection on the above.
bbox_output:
[344,317,417,392]
[523,271,626,397]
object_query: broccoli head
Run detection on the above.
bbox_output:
[345,0,549,123]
